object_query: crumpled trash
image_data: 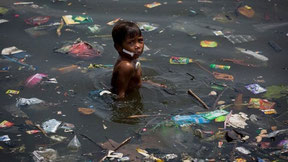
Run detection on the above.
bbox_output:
[235,146,251,154]
[226,112,249,129]
[0,19,8,24]
[137,22,158,32]
[162,154,178,160]
[42,119,62,133]
[16,97,44,107]
[238,5,255,18]
[1,46,25,55]
[33,147,58,162]
[62,15,93,25]
[25,16,50,26]
[0,135,11,141]
[236,47,268,62]
[136,148,163,162]
[54,38,103,59]
[88,24,101,33]
[245,83,267,95]
[67,135,81,151]
[25,73,48,87]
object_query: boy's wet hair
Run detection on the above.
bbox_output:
[112,21,142,46]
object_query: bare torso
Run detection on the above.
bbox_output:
[111,58,142,94]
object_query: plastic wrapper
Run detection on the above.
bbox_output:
[42,119,62,133]
[67,135,81,151]
[54,38,103,59]
[16,97,44,107]
[33,148,58,162]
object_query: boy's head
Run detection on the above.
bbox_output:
[112,21,142,46]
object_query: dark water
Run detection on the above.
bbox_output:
[1,0,288,161]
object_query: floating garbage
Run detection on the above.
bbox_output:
[200,40,218,47]
[210,64,230,70]
[0,135,10,142]
[144,2,161,8]
[57,64,79,73]
[67,135,81,151]
[202,109,229,120]
[1,46,25,55]
[0,120,14,128]
[88,24,101,33]
[136,148,163,161]
[137,22,158,32]
[25,73,48,87]
[236,146,251,154]
[62,15,93,25]
[0,19,8,24]
[248,98,275,110]
[78,107,95,115]
[235,47,268,61]
[33,148,58,162]
[226,112,249,129]
[169,56,193,64]
[50,135,67,142]
[245,84,267,95]
[172,114,210,126]
[238,5,255,18]
[25,16,50,26]
[107,18,121,26]
[42,119,62,133]
[54,38,103,59]
[16,97,44,107]
[6,90,20,95]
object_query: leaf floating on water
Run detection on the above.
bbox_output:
[263,85,288,99]
[78,107,95,115]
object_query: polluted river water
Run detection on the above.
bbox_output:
[0,0,288,161]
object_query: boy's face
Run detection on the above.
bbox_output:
[120,35,144,59]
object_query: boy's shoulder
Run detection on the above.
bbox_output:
[115,59,135,72]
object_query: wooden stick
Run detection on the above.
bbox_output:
[188,89,209,109]
[35,124,49,137]
[114,137,131,151]
[99,137,132,162]
[128,114,166,118]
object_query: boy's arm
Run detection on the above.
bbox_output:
[116,62,134,99]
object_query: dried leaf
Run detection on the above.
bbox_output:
[78,107,95,115]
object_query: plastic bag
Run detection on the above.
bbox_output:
[42,119,62,133]
[33,148,58,162]
[67,135,81,151]
[16,98,44,107]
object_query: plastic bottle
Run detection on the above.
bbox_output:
[169,56,193,64]
[210,64,230,70]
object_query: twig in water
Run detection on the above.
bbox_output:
[212,87,228,109]
[188,89,209,109]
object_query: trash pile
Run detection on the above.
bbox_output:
[0,0,288,161]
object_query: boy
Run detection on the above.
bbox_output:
[111,21,144,99]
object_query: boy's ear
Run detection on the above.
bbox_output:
[114,43,122,53]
